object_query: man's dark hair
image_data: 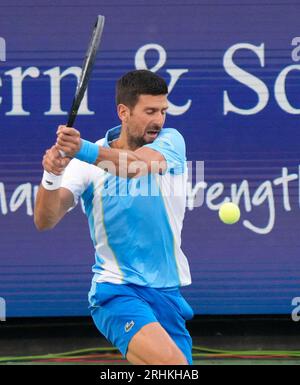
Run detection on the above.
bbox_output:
[116,70,168,108]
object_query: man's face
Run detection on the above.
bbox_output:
[123,94,168,146]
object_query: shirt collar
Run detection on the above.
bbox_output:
[103,125,122,147]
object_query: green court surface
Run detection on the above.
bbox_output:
[3,359,300,365]
[1,346,300,365]
[1,316,300,365]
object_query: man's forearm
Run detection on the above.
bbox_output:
[55,126,166,177]
[34,187,66,230]
[75,141,163,177]
[95,146,146,177]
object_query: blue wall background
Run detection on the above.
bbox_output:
[1,0,300,317]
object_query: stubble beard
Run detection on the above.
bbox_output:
[126,127,148,150]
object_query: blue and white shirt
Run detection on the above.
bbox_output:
[61,125,191,288]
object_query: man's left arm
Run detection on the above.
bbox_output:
[55,125,167,178]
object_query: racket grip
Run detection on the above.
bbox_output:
[59,150,66,158]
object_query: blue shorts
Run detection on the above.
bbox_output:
[88,282,194,364]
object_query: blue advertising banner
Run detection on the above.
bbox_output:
[1,0,300,317]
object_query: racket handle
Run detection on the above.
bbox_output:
[61,107,75,159]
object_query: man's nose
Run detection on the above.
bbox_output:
[153,112,165,127]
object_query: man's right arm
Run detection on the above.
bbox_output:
[34,186,74,230]
[34,145,73,231]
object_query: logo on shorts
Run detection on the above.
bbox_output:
[124,320,135,333]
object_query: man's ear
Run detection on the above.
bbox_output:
[117,104,130,123]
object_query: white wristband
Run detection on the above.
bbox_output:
[41,170,64,191]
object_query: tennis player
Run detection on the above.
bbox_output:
[34,70,194,365]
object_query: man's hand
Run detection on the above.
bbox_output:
[43,145,71,175]
[56,125,81,158]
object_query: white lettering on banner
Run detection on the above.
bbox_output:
[0,43,190,117]
[166,69,191,115]
[223,43,269,115]
[9,183,33,215]
[223,41,300,115]
[0,183,8,215]
[0,37,5,62]
[273,167,297,211]
[0,37,5,108]
[43,66,94,116]
[274,65,300,114]
[1,42,300,116]
[231,180,252,212]
[186,181,207,211]
[0,66,94,117]
[1,165,300,235]
[291,297,300,322]
[187,165,298,235]
[291,37,300,62]
[206,183,228,210]
[5,67,40,115]
[243,181,274,235]
[135,43,192,115]
[135,43,167,72]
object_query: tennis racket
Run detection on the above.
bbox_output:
[60,15,105,157]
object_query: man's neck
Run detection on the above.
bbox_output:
[111,128,129,150]
[110,126,141,151]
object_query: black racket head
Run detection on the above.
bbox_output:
[67,15,105,127]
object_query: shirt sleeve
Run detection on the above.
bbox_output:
[144,128,186,174]
[61,158,92,207]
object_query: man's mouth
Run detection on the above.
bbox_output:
[145,129,160,139]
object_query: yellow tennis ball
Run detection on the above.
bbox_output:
[219,202,240,224]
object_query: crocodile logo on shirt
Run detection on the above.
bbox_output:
[124,320,135,333]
